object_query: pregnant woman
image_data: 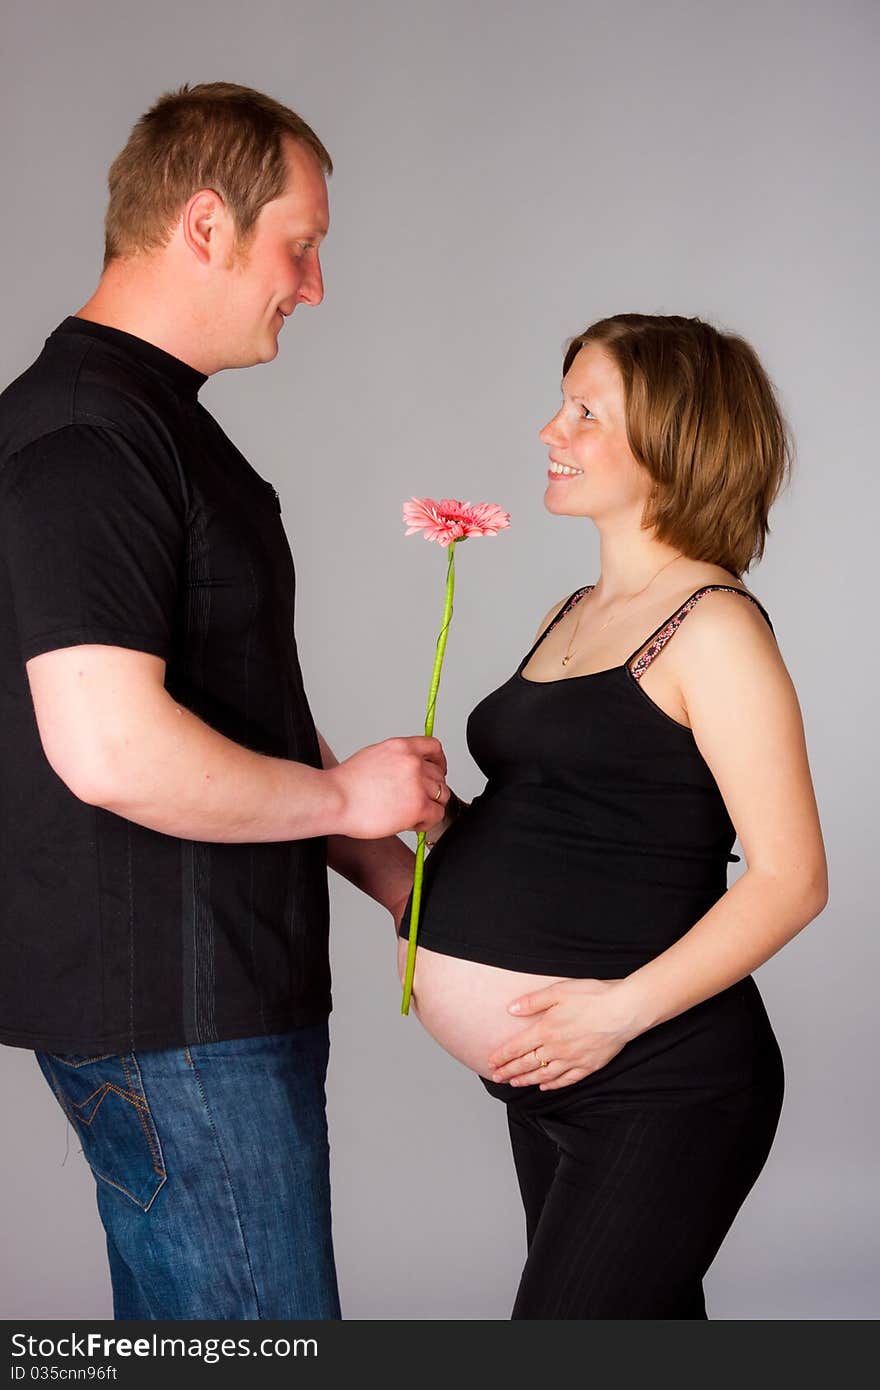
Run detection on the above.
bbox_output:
[394,313,827,1319]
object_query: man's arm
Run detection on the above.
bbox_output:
[316,730,417,923]
[26,644,448,843]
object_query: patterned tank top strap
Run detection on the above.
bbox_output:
[520,585,594,668]
[544,585,594,640]
[627,585,774,682]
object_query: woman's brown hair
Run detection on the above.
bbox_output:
[103,81,332,268]
[563,314,792,575]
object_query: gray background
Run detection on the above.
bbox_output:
[1,0,877,1321]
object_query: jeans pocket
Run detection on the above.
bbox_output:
[36,1050,167,1212]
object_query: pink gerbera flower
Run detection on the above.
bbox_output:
[403,497,511,547]
[399,493,510,1015]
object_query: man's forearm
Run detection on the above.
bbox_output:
[317,731,415,911]
[328,829,416,912]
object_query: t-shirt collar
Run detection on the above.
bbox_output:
[55,316,208,399]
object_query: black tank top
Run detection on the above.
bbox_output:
[398,584,774,977]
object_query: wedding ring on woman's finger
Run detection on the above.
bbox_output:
[533,1047,549,1069]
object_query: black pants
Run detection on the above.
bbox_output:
[481,976,784,1319]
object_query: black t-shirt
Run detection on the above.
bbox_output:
[0,317,330,1052]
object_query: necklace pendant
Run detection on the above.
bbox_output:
[561,654,572,666]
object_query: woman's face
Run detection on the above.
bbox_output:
[539,343,652,523]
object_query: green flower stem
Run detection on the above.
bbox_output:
[401,540,458,1015]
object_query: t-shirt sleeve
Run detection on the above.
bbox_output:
[1,423,186,663]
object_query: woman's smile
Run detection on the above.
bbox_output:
[547,457,584,481]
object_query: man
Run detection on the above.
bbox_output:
[0,82,450,1320]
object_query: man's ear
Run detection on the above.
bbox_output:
[180,188,235,266]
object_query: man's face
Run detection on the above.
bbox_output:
[218,138,329,367]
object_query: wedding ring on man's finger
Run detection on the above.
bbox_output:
[433,782,444,802]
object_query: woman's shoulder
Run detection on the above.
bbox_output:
[665,571,778,673]
[659,563,768,625]
[664,577,797,744]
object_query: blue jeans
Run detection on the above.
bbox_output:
[35,1024,341,1320]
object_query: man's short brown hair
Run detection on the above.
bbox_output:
[103,81,332,268]
[563,314,792,575]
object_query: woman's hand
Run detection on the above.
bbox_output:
[487,978,644,1090]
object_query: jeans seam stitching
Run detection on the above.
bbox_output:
[187,1051,264,1317]
[48,1052,114,1067]
[124,1054,167,1180]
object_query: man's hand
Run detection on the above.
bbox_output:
[326,735,449,839]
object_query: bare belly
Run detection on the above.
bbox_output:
[398,938,567,1078]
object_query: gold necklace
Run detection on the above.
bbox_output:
[560,554,683,667]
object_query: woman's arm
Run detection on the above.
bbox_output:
[488,591,828,1088]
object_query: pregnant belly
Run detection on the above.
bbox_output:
[398,939,567,1078]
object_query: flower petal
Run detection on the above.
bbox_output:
[402,496,510,544]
